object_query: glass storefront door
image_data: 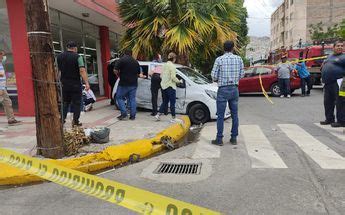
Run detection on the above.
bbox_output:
[0,0,17,111]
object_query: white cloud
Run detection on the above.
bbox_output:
[244,0,283,37]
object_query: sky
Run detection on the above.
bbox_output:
[244,0,283,37]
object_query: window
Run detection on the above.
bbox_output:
[244,68,255,77]
[256,67,271,75]
[140,65,149,79]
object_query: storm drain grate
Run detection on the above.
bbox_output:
[154,162,202,175]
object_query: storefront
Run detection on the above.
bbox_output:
[0,0,123,116]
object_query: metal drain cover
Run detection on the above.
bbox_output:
[154,162,202,175]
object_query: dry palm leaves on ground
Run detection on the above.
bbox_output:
[63,127,90,156]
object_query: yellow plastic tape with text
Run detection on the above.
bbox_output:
[0,148,220,215]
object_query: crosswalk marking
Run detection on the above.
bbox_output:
[315,123,345,141]
[240,125,288,169]
[278,124,345,169]
[192,125,220,159]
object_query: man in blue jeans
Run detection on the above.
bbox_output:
[114,50,143,120]
[211,41,244,146]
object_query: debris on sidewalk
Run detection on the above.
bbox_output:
[63,127,90,156]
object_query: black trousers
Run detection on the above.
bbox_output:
[300,76,312,95]
[109,81,116,105]
[337,96,345,123]
[151,74,162,115]
[278,78,290,96]
[323,83,340,123]
[62,83,82,123]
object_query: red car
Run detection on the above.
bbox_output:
[239,66,300,97]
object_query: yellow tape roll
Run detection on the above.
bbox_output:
[0,148,220,215]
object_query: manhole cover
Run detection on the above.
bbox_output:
[154,162,202,175]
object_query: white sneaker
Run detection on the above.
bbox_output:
[154,114,161,121]
[287,95,291,98]
[280,95,284,98]
[170,118,183,124]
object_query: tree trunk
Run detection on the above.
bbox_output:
[24,0,64,158]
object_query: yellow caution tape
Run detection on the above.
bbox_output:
[259,73,274,104]
[0,148,220,215]
[256,55,327,104]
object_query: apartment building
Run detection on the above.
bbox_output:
[270,0,345,51]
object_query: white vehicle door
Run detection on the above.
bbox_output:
[136,65,151,108]
[175,74,186,112]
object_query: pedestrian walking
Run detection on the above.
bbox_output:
[149,53,163,116]
[320,40,345,127]
[276,56,293,98]
[294,57,312,97]
[114,50,142,120]
[320,41,345,127]
[57,41,90,127]
[211,41,244,146]
[154,52,183,122]
[0,50,20,125]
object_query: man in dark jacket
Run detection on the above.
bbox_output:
[320,40,345,127]
[107,59,117,105]
[57,41,90,126]
[114,50,142,120]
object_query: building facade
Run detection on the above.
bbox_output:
[270,0,345,51]
[0,0,124,116]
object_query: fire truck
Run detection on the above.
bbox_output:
[268,45,334,85]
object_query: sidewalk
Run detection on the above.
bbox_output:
[0,100,174,156]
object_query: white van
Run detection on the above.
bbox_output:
[112,60,228,124]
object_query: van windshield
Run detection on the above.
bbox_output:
[177,67,212,84]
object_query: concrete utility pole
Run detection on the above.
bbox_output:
[24,0,64,158]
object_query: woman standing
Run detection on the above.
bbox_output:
[155,52,182,121]
[149,53,162,116]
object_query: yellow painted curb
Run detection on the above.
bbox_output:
[0,116,191,186]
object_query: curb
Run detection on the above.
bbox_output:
[0,116,191,186]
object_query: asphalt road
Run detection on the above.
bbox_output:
[1,87,345,215]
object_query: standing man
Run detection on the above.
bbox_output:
[295,57,312,97]
[276,56,293,98]
[57,41,90,127]
[114,50,141,120]
[0,50,20,125]
[320,40,345,127]
[211,41,244,146]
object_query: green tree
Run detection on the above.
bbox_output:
[119,0,247,70]
[337,19,345,39]
[309,21,342,42]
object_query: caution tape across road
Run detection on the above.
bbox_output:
[257,55,328,104]
[0,148,220,215]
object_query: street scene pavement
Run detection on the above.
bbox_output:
[1,87,345,215]
[0,100,172,156]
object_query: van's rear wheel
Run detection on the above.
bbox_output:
[270,83,280,97]
[188,104,210,124]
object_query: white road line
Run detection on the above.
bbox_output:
[315,123,345,141]
[192,124,220,159]
[240,125,288,168]
[279,124,345,169]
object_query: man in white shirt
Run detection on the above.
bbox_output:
[0,50,20,125]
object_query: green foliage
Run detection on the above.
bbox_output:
[309,20,345,42]
[119,0,248,73]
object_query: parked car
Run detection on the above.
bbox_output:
[111,60,230,124]
[239,65,300,97]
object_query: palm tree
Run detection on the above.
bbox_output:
[119,0,243,63]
